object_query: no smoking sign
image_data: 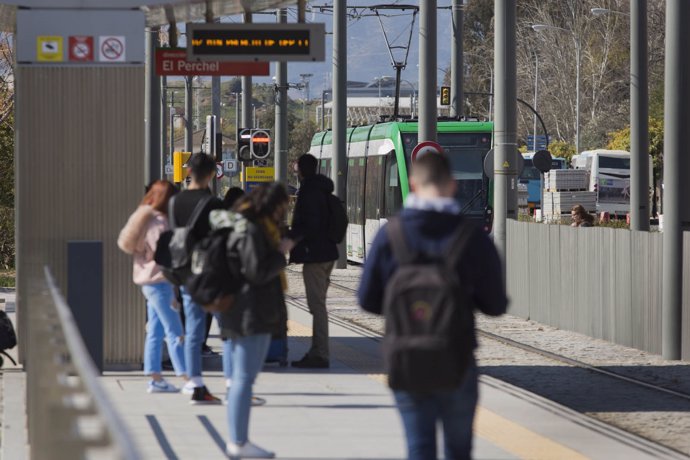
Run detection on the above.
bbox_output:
[98,36,126,62]
[69,36,94,62]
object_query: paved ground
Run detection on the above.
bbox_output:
[3,268,690,458]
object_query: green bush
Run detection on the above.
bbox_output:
[0,206,14,269]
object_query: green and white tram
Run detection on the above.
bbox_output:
[308,120,493,263]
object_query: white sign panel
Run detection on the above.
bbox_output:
[99,35,126,62]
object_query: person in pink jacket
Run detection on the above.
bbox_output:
[118,180,188,393]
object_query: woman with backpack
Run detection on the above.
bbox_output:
[215,182,289,459]
[118,180,187,393]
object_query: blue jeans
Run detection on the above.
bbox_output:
[180,287,206,378]
[224,334,271,444]
[393,361,479,460]
[141,283,186,376]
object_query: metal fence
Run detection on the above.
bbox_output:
[25,267,141,460]
[507,220,690,359]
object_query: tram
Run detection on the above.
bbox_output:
[308,120,493,263]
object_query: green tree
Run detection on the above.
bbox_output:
[288,118,317,187]
[607,116,664,179]
[547,140,575,163]
[0,111,12,208]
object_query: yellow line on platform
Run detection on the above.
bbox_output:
[287,318,589,460]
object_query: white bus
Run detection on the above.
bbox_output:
[572,149,651,216]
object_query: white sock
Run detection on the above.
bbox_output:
[186,376,204,388]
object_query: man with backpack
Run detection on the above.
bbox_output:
[357,150,507,460]
[171,152,223,404]
[286,154,340,369]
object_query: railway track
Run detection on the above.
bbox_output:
[297,275,690,406]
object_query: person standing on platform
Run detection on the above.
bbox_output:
[285,154,338,369]
[118,180,187,393]
[358,151,508,460]
[219,183,290,459]
[171,152,223,404]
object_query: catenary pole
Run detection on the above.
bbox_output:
[275,8,289,183]
[332,0,347,268]
[631,0,649,230]
[493,0,518,273]
[145,26,161,183]
[161,76,168,177]
[418,0,437,142]
[242,12,253,129]
[662,0,690,360]
[450,0,463,118]
[185,75,193,153]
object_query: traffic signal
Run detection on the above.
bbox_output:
[250,129,271,159]
[237,128,252,161]
[440,86,451,106]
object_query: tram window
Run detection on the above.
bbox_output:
[365,156,384,220]
[319,159,329,176]
[384,151,402,216]
[347,158,365,225]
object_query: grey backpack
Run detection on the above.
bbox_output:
[382,217,476,392]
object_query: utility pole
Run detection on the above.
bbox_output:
[275,8,289,183]
[242,11,253,129]
[419,0,437,142]
[161,76,168,177]
[185,75,193,153]
[630,0,649,231]
[333,0,347,268]
[300,73,313,122]
[493,0,518,272]
[662,0,690,360]
[145,26,161,183]
[450,0,463,119]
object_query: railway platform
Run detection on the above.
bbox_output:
[3,269,690,459]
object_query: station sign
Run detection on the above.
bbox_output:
[155,48,269,76]
[243,166,275,193]
[187,23,326,62]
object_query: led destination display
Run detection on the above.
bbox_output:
[187,23,325,62]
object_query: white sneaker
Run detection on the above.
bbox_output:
[182,382,196,395]
[147,379,179,393]
[226,441,275,459]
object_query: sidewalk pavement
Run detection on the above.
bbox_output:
[1,285,683,459]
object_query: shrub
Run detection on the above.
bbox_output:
[0,206,14,269]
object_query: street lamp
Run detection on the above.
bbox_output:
[532,23,581,155]
[591,7,629,17]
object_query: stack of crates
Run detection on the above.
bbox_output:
[543,170,596,222]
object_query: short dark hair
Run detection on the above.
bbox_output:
[223,186,245,209]
[410,152,452,187]
[297,154,318,177]
[188,152,216,180]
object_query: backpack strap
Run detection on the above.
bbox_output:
[444,220,476,271]
[386,217,417,265]
[186,195,213,230]
[167,194,177,228]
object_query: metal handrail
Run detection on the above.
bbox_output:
[25,267,141,460]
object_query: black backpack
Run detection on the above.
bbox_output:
[154,195,212,286]
[326,193,348,244]
[0,310,17,351]
[184,210,246,313]
[382,217,476,393]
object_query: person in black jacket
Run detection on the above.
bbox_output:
[285,154,338,369]
[218,183,289,459]
[358,151,507,460]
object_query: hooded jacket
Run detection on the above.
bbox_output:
[117,205,168,285]
[288,173,339,264]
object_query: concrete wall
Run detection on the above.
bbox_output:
[16,66,145,365]
[507,220,690,359]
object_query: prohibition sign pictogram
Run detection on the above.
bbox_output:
[69,36,93,62]
[98,36,126,62]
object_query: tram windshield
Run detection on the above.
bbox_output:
[402,132,491,214]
